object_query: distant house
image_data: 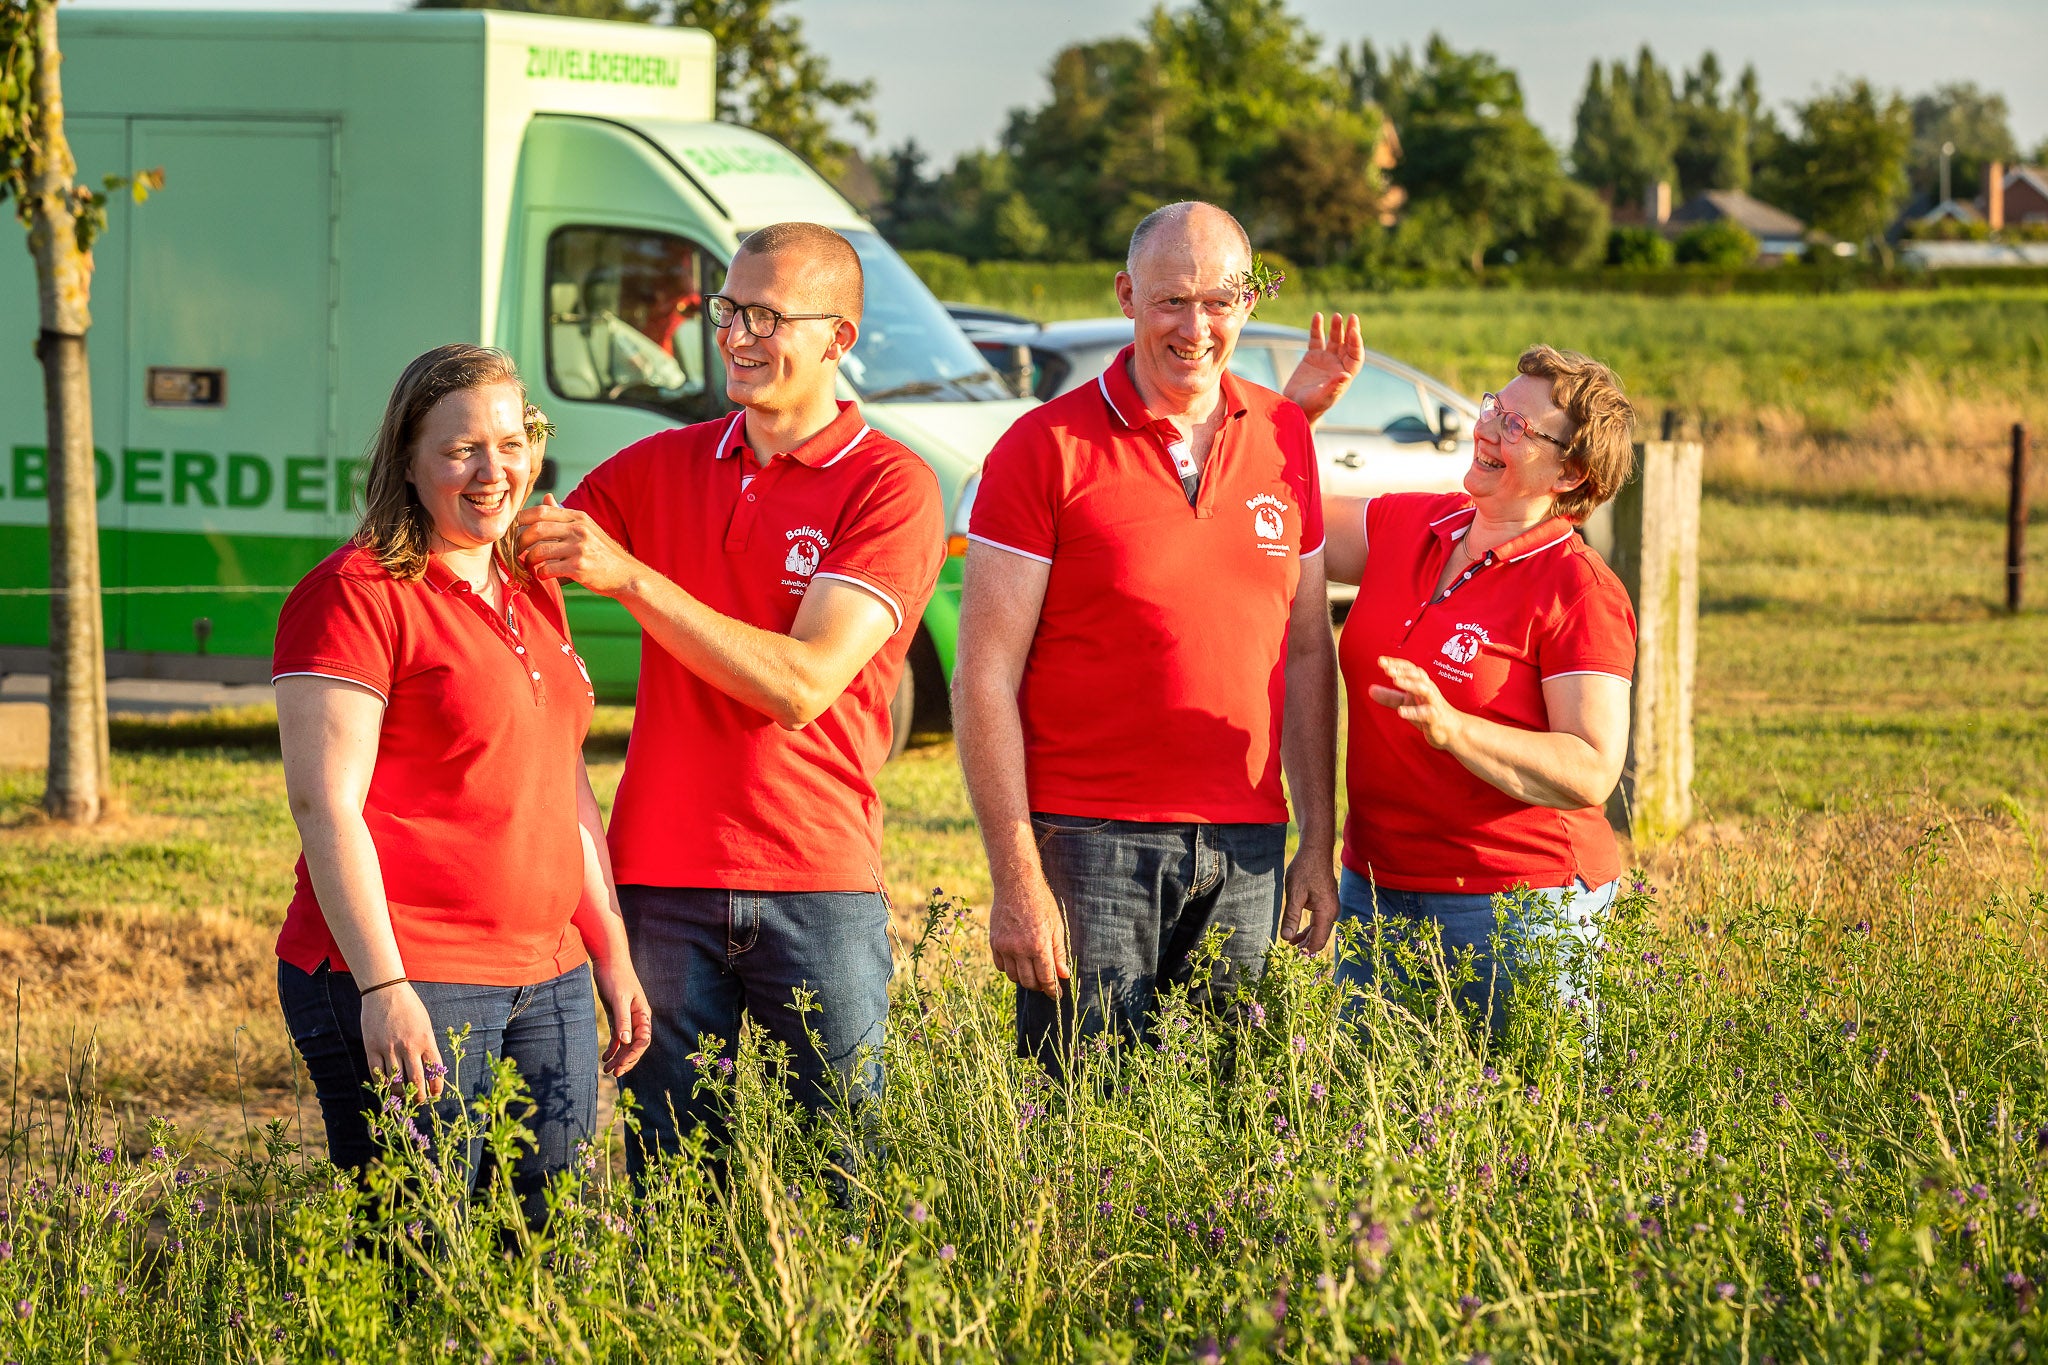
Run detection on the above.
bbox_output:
[1663,190,1810,262]
[1978,163,2048,228]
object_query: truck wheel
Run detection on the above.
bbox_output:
[886,662,914,762]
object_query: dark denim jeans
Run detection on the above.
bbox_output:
[1018,814,1286,1072]
[277,960,598,1227]
[616,885,892,1178]
[1333,868,1618,1034]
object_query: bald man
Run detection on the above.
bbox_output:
[956,201,1342,1072]
[516,222,943,1173]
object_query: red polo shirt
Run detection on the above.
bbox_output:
[1340,491,1636,893]
[565,402,943,891]
[272,545,595,986]
[968,346,1324,823]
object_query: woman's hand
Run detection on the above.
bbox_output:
[1283,312,1364,427]
[1369,655,1468,751]
[360,983,447,1102]
[593,956,653,1078]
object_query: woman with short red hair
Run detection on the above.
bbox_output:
[1320,344,1638,1030]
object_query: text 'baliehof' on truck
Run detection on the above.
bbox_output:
[0,10,1031,753]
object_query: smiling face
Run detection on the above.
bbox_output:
[406,382,532,554]
[715,246,858,415]
[1465,372,1583,517]
[1116,209,1252,411]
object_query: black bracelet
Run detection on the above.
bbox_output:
[359,975,409,997]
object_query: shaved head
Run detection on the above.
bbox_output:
[734,221,865,322]
[1126,200,1252,277]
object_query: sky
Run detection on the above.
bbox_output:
[69,0,2048,167]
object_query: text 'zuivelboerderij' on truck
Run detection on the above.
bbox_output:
[0,8,1024,726]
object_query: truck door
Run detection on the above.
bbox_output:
[119,119,340,659]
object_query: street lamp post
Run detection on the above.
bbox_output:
[1941,140,1956,205]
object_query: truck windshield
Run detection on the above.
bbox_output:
[839,231,1012,403]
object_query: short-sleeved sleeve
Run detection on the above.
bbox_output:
[271,559,401,700]
[966,419,1060,564]
[1278,402,1325,555]
[813,453,946,632]
[1538,571,1638,682]
[563,444,642,554]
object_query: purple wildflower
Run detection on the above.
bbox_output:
[938,1244,956,1262]
[1687,1128,1708,1157]
[1716,1283,1736,1300]
[909,1201,927,1223]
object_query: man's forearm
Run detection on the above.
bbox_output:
[1281,619,1339,853]
[611,568,834,727]
[954,676,1046,894]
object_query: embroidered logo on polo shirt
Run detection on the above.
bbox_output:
[1435,622,1492,684]
[1246,493,1290,557]
[782,525,829,593]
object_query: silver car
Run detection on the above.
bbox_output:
[952,314,1479,600]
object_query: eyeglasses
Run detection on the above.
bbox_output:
[1479,393,1571,451]
[706,294,843,339]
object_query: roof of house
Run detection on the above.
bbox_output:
[1668,189,1807,239]
[2006,165,2048,202]
[1917,198,1985,225]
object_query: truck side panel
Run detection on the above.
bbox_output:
[118,119,341,658]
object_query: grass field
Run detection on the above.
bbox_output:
[3,281,2048,1353]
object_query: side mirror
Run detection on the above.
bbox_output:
[1437,404,1465,452]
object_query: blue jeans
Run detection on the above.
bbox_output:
[617,885,892,1178]
[277,960,599,1227]
[1018,815,1286,1072]
[1334,868,1617,1034]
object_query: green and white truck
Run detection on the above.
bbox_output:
[0,9,1028,739]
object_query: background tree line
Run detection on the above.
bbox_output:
[418,0,2044,271]
[872,0,2045,271]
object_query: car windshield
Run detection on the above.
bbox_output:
[1319,364,1437,440]
[838,231,1013,402]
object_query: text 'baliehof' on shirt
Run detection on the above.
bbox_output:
[565,401,944,893]
[1341,491,1638,894]
[968,345,1325,825]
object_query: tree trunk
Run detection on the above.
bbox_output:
[24,1,111,824]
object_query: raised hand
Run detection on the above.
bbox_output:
[1369,655,1467,751]
[1283,312,1365,427]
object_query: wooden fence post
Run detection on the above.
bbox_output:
[2010,423,2030,614]
[1582,440,1702,850]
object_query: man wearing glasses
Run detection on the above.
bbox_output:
[515,222,943,1176]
